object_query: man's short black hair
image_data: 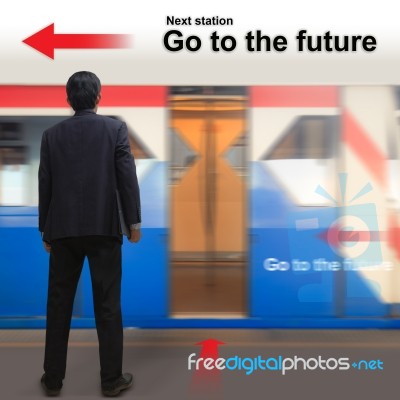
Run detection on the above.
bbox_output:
[66,71,101,111]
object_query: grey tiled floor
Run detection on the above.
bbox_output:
[0,329,399,399]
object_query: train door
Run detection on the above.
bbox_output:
[169,87,247,316]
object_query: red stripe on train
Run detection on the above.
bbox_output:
[250,86,338,107]
[0,86,167,107]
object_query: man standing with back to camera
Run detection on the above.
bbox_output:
[38,71,141,397]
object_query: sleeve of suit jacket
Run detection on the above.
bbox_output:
[115,122,141,226]
[38,130,52,233]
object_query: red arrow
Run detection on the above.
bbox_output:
[195,338,225,359]
[318,224,384,248]
[339,230,382,242]
[22,24,131,59]
[191,339,225,395]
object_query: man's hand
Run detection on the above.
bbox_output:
[129,228,141,243]
[43,241,51,253]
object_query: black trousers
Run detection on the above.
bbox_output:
[43,236,123,385]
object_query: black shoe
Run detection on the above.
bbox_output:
[101,373,133,397]
[40,373,63,396]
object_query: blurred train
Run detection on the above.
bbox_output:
[1,84,400,328]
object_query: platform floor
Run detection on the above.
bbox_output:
[0,328,399,399]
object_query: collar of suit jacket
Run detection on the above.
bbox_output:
[74,109,96,116]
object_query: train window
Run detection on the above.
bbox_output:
[0,121,27,205]
[170,127,198,184]
[0,122,23,141]
[224,134,247,176]
[0,147,28,205]
[0,116,68,207]
[264,116,337,160]
[0,146,26,165]
[261,115,338,206]
[108,116,154,160]
[0,115,153,207]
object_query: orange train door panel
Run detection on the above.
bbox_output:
[169,92,247,315]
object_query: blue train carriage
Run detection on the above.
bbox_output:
[250,86,400,326]
[0,85,400,328]
[0,86,168,328]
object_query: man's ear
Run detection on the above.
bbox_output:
[96,94,101,104]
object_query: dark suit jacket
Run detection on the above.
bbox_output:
[38,109,141,242]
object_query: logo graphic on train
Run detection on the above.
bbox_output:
[316,173,381,263]
[288,172,382,268]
